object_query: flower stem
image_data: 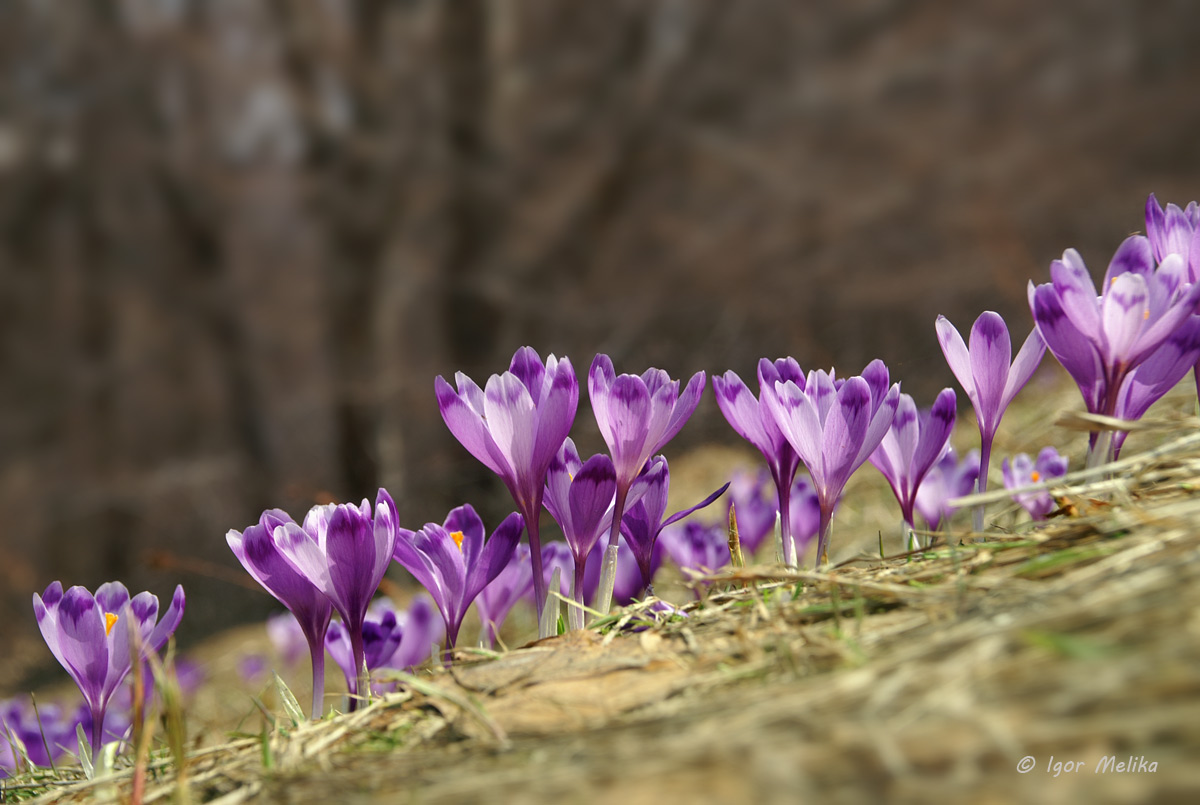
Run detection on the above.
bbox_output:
[594,483,631,616]
[815,501,834,567]
[594,544,621,620]
[973,435,993,533]
[348,629,367,712]
[539,566,562,638]
[569,560,586,631]
[524,504,547,621]
[306,634,326,720]
[777,482,795,568]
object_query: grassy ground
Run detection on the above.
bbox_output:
[5,372,1200,804]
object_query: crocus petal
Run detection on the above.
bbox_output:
[935,315,975,400]
[967,312,1012,435]
[713,371,771,455]
[766,380,822,470]
[435,374,511,478]
[655,371,705,452]
[601,374,652,478]
[1051,250,1102,340]
[508,346,547,399]
[998,327,1046,413]
[145,585,186,653]
[912,389,957,484]
[464,512,523,605]
[483,373,539,490]
[566,455,618,557]
[529,357,579,479]
[1099,272,1149,367]
[1102,235,1154,286]
[819,377,872,496]
[93,583,131,617]
[55,588,109,707]
[444,504,486,578]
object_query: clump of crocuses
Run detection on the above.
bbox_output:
[763,360,900,565]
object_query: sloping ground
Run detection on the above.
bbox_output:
[11,429,1200,804]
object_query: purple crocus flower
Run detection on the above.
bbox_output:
[392,504,522,655]
[869,389,957,548]
[534,541,574,604]
[1145,194,1200,406]
[713,358,807,565]
[588,355,705,612]
[228,509,334,718]
[1146,193,1200,279]
[618,456,728,597]
[914,447,981,533]
[937,311,1045,527]
[1,699,79,775]
[266,610,309,668]
[1002,447,1069,521]
[764,360,901,565]
[542,439,625,628]
[33,581,185,755]
[326,596,441,695]
[661,521,730,597]
[1029,238,1200,466]
[435,347,578,621]
[476,544,533,648]
[1111,319,1200,458]
[273,489,398,708]
[788,475,822,559]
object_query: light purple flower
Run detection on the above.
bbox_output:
[228,509,334,718]
[542,439,633,626]
[588,355,705,599]
[1029,239,1200,464]
[476,544,533,648]
[33,581,185,754]
[326,596,442,695]
[937,312,1045,520]
[869,389,957,542]
[726,470,822,559]
[1002,448,1069,521]
[764,360,901,565]
[1145,194,1200,407]
[618,457,727,596]
[713,358,806,564]
[1111,319,1200,458]
[661,522,730,597]
[1146,194,1200,279]
[1,699,80,775]
[435,347,578,619]
[914,447,981,532]
[272,489,398,706]
[392,504,522,653]
[266,611,309,668]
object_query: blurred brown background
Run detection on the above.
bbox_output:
[3,0,1200,687]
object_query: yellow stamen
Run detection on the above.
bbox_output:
[1144,309,1150,320]
[105,612,119,636]
[451,530,464,552]
[1031,471,1041,482]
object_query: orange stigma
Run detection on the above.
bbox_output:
[451,530,465,551]
[1144,309,1150,320]
[105,612,119,636]
[1031,471,1041,482]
